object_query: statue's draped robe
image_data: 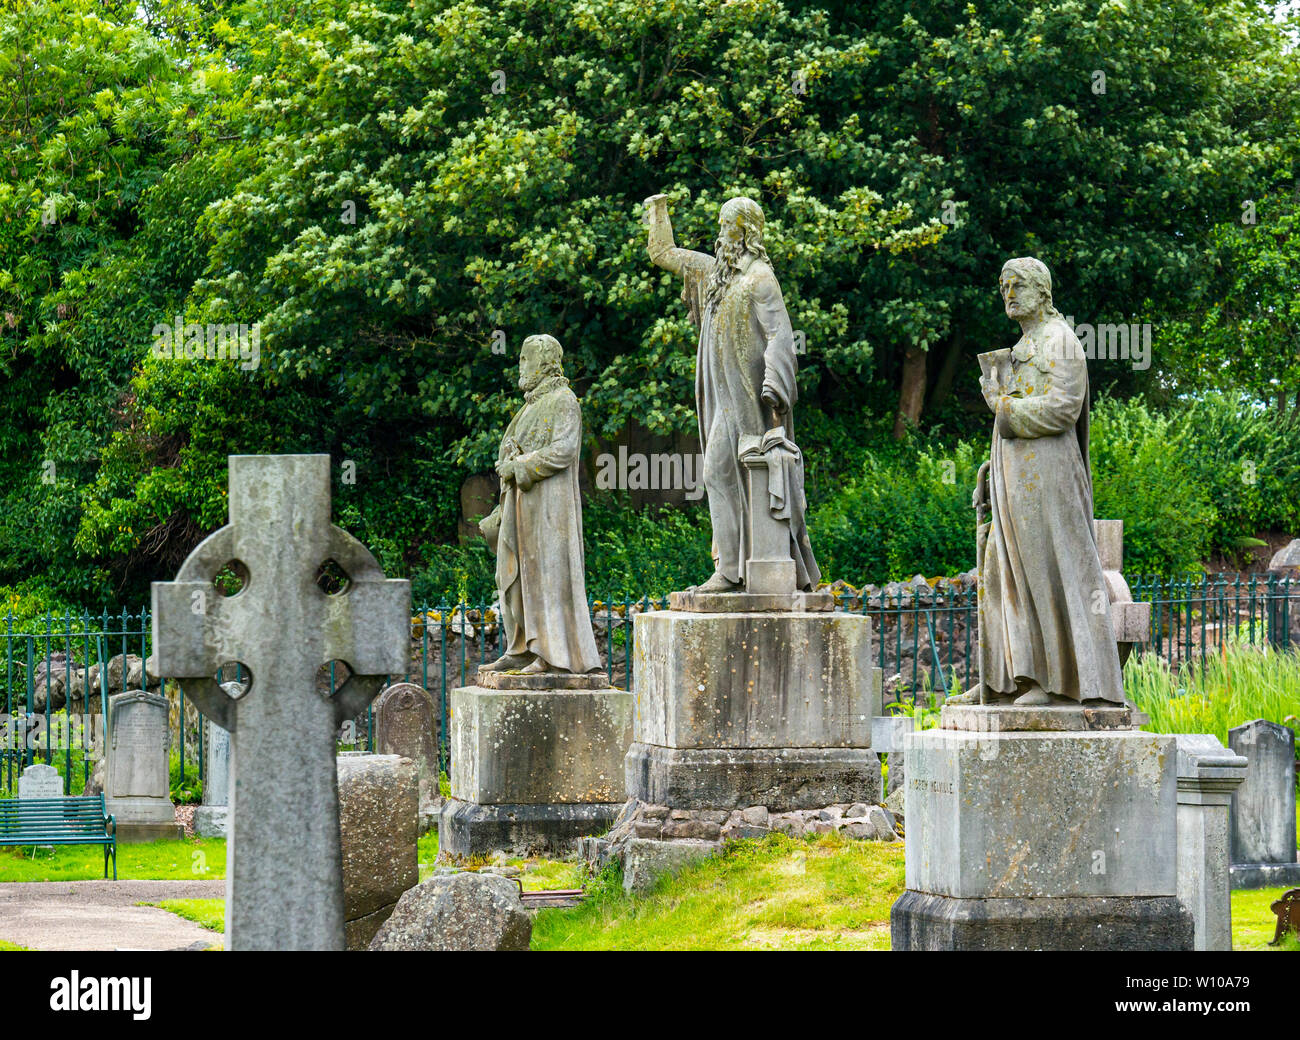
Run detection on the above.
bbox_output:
[662,251,820,589]
[977,323,1125,703]
[495,378,602,672]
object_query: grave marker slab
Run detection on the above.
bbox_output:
[1228,719,1300,889]
[105,690,178,841]
[17,762,63,799]
[152,455,410,950]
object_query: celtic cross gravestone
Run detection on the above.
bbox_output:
[152,455,410,950]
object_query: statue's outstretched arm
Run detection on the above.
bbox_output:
[644,194,713,276]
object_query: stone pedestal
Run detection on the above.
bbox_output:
[625,601,879,810]
[891,704,1192,951]
[438,671,633,858]
[1175,735,1247,951]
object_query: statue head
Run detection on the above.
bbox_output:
[708,197,771,310]
[519,333,565,392]
[717,196,767,254]
[999,257,1060,322]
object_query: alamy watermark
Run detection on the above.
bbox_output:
[151,315,261,371]
[594,446,704,500]
[1051,317,1152,371]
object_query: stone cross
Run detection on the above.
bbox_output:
[151,455,410,951]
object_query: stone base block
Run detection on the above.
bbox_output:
[438,798,621,858]
[192,805,228,838]
[115,821,185,843]
[625,743,881,811]
[940,703,1132,732]
[904,728,1178,898]
[622,838,721,894]
[890,891,1194,950]
[474,670,610,691]
[1229,861,1300,890]
[667,589,834,612]
[450,686,632,804]
[633,609,873,748]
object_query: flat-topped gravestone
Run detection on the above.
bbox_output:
[17,762,63,799]
[152,454,410,951]
[1228,719,1300,889]
[374,682,439,830]
[105,690,179,841]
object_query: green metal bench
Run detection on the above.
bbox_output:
[0,794,117,879]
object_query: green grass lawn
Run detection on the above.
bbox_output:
[143,898,225,932]
[0,940,28,951]
[1231,887,1300,951]
[0,837,226,882]
[3,826,1293,952]
[532,832,906,951]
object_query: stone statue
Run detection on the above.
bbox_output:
[643,193,820,593]
[479,334,602,675]
[964,257,1124,706]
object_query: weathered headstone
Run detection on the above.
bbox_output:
[193,718,231,838]
[17,762,63,799]
[1228,719,1300,889]
[337,752,418,950]
[152,454,410,951]
[374,682,439,830]
[1175,734,1247,950]
[105,690,178,841]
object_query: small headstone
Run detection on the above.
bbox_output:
[1229,720,1299,878]
[105,690,177,840]
[203,719,231,805]
[374,683,439,825]
[17,762,63,799]
[193,717,233,838]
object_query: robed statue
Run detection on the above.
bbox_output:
[479,334,602,676]
[964,257,1125,706]
[643,193,820,593]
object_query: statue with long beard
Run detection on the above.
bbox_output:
[643,194,820,594]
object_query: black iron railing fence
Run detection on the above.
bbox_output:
[0,574,1294,795]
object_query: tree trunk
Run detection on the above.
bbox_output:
[893,345,928,439]
[926,327,965,415]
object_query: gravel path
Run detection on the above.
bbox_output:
[0,880,225,951]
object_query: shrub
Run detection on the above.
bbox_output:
[812,440,981,583]
[1090,396,1216,573]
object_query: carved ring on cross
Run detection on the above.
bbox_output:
[152,522,398,733]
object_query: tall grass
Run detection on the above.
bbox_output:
[1126,642,1300,751]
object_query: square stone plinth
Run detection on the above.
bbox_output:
[449,685,633,806]
[632,610,872,749]
[903,728,1178,899]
